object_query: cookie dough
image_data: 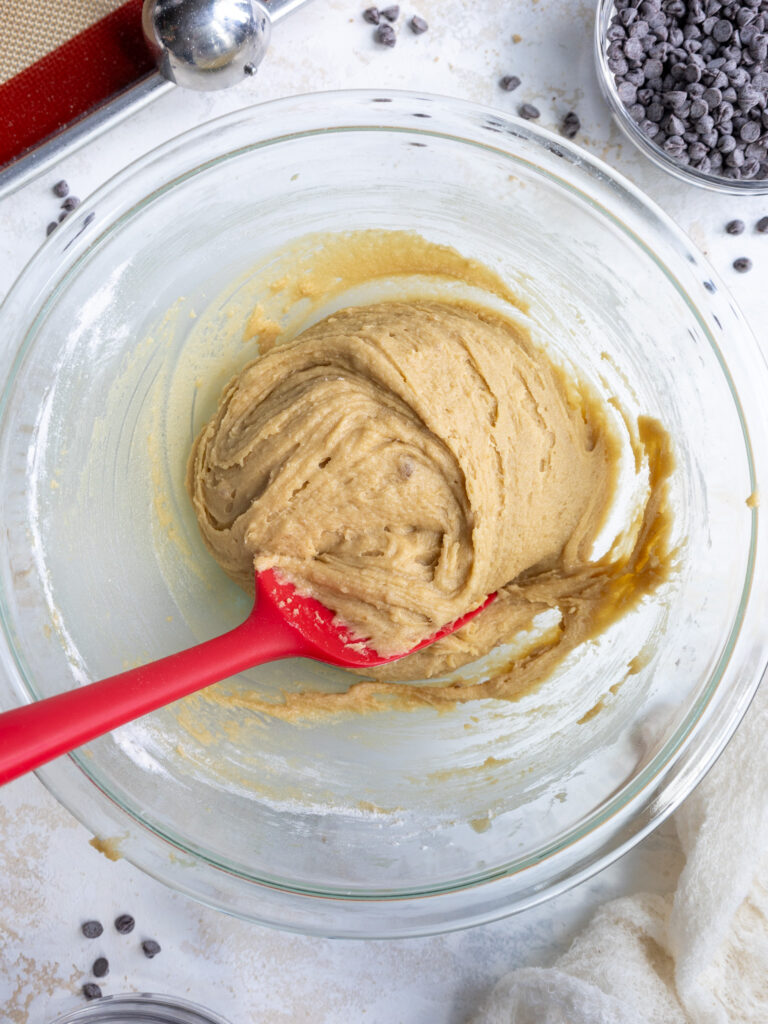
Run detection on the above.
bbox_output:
[188,300,630,667]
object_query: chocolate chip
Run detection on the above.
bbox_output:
[740,120,762,141]
[757,216,768,233]
[380,4,399,20]
[375,22,396,45]
[641,117,661,137]
[114,913,135,934]
[82,983,102,1000]
[499,74,521,91]
[624,36,645,60]
[46,222,57,236]
[363,6,380,24]
[750,35,768,61]
[62,196,80,211]
[58,211,68,223]
[733,257,753,272]
[664,89,688,109]
[742,158,761,178]
[726,218,745,234]
[142,939,162,959]
[664,134,687,156]
[608,56,630,75]
[618,80,638,104]
[53,180,69,198]
[519,103,540,120]
[92,957,109,978]
[694,113,714,132]
[712,20,733,43]
[562,110,581,138]
[410,15,428,34]
[81,921,103,939]
[620,7,638,27]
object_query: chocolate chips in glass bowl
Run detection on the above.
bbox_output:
[604,0,768,185]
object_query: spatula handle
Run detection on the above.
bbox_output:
[0,583,311,786]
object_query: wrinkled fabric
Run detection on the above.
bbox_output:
[472,683,768,1024]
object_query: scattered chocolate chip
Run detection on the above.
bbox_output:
[141,939,162,959]
[757,215,768,233]
[376,21,396,45]
[726,219,745,234]
[733,256,753,272]
[380,4,399,20]
[61,196,80,211]
[81,921,103,939]
[114,913,135,934]
[499,74,520,91]
[92,956,109,978]
[410,14,428,34]
[46,222,57,236]
[519,102,540,120]
[82,983,102,1000]
[363,6,380,24]
[58,211,68,223]
[562,110,581,139]
[53,180,69,198]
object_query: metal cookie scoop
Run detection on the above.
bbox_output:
[0,570,495,786]
[143,0,310,90]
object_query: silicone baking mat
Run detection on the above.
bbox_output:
[0,0,152,169]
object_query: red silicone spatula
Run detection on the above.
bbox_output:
[0,569,495,786]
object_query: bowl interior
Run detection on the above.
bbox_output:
[0,93,760,931]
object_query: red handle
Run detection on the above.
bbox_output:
[0,586,316,786]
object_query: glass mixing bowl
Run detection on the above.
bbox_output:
[1,90,767,938]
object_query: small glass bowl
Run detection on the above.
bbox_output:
[48,993,233,1024]
[595,0,768,194]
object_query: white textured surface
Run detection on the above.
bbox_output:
[0,1,766,1022]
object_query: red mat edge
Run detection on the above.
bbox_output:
[0,0,154,168]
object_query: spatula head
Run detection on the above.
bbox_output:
[258,568,495,668]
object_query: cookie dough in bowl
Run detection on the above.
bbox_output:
[188,298,673,709]
[0,92,765,938]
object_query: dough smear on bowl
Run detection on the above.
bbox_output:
[187,299,675,711]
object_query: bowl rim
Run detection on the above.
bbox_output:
[46,992,234,1024]
[594,0,768,195]
[1,88,767,937]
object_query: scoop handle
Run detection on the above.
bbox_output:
[0,581,314,786]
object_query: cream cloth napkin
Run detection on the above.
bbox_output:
[472,680,768,1024]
